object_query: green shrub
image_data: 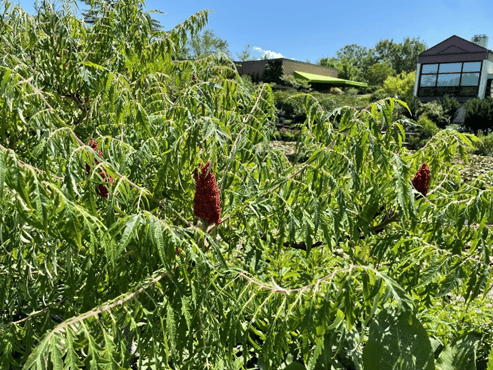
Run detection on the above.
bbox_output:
[273,90,307,123]
[357,85,380,95]
[402,95,422,121]
[279,129,298,141]
[446,123,464,132]
[419,115,440,138]
[316,91,371,111]
[370,88,389,102]
[330,87,344,95]
[345,87,359,96]
[366,61,396,87]
[382,71,416,101]
[262,60,283,84]
[463,97,493,134]
[274,89,372,124]
[279,74,311,91]
[406,115,439,149]
[473,131,493,156]
[439,95,462,125]
[417,101,448,128]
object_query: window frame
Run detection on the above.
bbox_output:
[417,61,483,98]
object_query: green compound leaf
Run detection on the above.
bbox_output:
[487,345,493,370]
[436,333,482,370]
[363,308,434,370]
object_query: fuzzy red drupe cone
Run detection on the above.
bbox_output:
[412,163,430,197]
[97,183,109,198]
[89,138,98,150]
[86,142,102,173]
[193,162,222,225]
[86,139,114,198]
[96,170,114,199]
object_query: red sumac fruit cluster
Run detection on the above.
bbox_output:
[193,161,221,225]
[86,138,114,198]
[412,163,430,197]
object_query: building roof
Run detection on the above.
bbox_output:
[293,71,368,87]
[418,35,493,64]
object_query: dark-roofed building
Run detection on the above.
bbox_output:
[414,35,493,103]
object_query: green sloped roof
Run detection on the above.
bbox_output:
[293,71,368,87]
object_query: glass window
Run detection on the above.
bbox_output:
[437,74,461,86]
[462,62,481,72]
[459,86,478,96]
[439,63,462,73]
[420,74,437,86]
[435,86,460,97]
[418,87,435,97]
[461,73,480,86]
[422,64,438,73]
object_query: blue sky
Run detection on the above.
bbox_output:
[10,0,493,63]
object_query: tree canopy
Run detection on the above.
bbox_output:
[367,61,396,86]
[318,37,427,84]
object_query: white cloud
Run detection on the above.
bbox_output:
[253,46,284,59]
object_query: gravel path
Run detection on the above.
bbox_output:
[269,140,493,181]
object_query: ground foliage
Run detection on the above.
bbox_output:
[1,1,493,369]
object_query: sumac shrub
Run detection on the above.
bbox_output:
[2,1,493,369]
[85,138,113,198]
[193,161,222,225]
[412,163,431,197]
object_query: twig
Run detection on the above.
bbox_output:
[0,144,62,181]
[370,212,400,233]
[27,270,169,337]
[68,131,192,227]
[238,265,355,295]
[209,138,339,233]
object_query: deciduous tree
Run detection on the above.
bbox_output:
[382,70,416,101]
[367,61,396,86]
[372,37,427,74]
